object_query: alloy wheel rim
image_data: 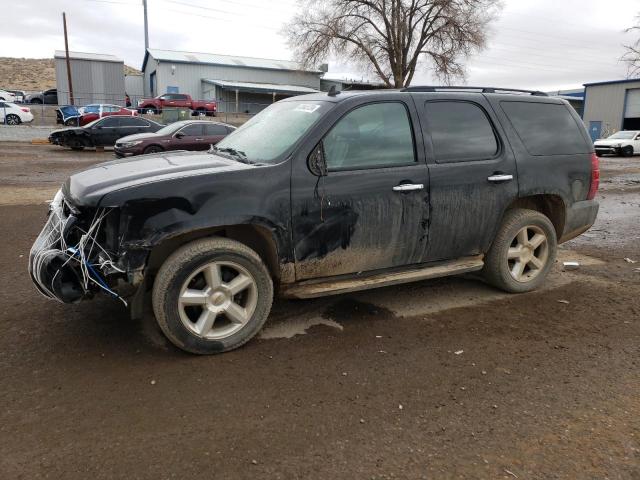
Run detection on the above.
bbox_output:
[178,260,258,340]
[7,115,18,125]
[507,225,549,283]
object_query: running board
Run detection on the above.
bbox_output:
[281,255,484,299]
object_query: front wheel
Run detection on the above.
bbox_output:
[483,208,557,293]
[152,237,274,354]
[622,145,634,157]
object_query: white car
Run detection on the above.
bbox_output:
[0,89,17,102]
[594,130,640,157]
[0,102,34,125]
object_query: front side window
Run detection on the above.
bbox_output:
[323,102,415,170]
[178,124,203,136]
[425,101,499,163]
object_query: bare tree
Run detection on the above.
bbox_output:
[285,0,502,88]
[622,15,640,78]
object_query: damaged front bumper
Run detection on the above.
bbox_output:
[28,190,131,304]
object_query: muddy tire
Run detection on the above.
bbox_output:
[69,138,86,151]
[483,208,557,293]
[152,237,273,354]
[622,145,634,157]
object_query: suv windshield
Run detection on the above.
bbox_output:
[608,131,637,139]
[214,100,331,163]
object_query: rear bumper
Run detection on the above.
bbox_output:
[559,199,599,243]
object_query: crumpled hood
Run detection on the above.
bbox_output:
[63,151,254,206]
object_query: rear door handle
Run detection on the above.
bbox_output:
[487,174,514,183]
[393,183,424,192]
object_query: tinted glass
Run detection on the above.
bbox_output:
[425,101,498,163]
[324,102,415,170]
[204,124,228,135]
[0,102,5,108]
[120,117,143,126]
[106,105,120,112]
[178,124,203,136]
[99,117,120,127]
[501,101,589,155]
[175,94,188,100]
[84,105,100,113]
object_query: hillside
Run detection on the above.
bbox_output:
[0,57,141,92]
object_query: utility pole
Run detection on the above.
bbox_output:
[143,0,149,51]
[62,12,74,105]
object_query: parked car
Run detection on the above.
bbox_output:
[6,90,27,103]
[115,120,235,157]
[29,87,599,355]
[137,93,217,116]
[48,116,164,150]
[27,89,58,104]
[0,89,16,102]
[593,130,640,157]
[0,102,33,124]
[77,104,139,126]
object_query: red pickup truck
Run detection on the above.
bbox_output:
[137,93,217,116]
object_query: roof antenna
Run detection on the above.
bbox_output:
[327,85,340,97]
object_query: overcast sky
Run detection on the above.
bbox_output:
[1,0,638,91]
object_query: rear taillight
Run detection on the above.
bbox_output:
[21,107,29,112]
[587,153,599,200]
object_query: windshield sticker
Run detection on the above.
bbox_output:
[294,104,321,113]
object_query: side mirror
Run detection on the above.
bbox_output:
[308,142,327,176]
[175,132,185,139]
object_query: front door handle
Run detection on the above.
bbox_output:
[393,183,424,192]
[487,174,514,183]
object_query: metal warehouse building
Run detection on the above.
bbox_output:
[141,49,322,113]
[582,79,640,141]
[55,51,126,106]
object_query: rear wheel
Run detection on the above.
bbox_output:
[152,237,274,354]
[483,208,557,293]
[69,138,86,151]
[143,145,163,154]
[5,114,20,125]
[622,145,634,157]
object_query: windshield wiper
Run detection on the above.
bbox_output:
[211,146,263,165]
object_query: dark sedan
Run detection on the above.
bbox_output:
[114,120,235,157]
[49,116,165,150]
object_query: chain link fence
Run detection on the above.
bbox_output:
[1,92,274,128]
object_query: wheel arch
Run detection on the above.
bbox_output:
[504,194,566,239]
[146,223,283,283]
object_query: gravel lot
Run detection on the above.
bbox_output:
[1,143,639,479]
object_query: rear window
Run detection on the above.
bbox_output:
[501,101,589,156]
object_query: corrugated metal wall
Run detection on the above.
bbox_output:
[55,57,125,106]
[151,60,321,100]
[125,75,144,99]
[583,80,640,134]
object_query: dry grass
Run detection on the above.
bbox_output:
[0,57,140,92]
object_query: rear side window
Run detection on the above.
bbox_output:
[425,101,499,163]
[501,101,589,155]
[99,117,120,127]
[204,124,228,135]
[120,117,143,127]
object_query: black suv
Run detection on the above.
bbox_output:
[29,87,599,354]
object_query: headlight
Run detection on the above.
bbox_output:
[49,189,64,210]
[118,140,142,148]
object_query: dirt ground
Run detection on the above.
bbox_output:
[0,143,639,479]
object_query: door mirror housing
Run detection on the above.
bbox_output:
[308,142,327,176]
[175,132,185,139]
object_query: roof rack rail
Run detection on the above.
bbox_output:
[401,86,548,96]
